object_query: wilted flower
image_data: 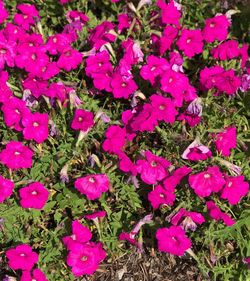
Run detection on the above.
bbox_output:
[182,137,212,161]
[60,164,69,183]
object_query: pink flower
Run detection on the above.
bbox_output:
[182,138,212,161]
[118,152,138,175]
[136,151,170,185]
[20,269,48,281]
[0,175,14,203]
[215,69,241,95]
[170,208,205,231]
[102,125,126,154]
[188,166,225,197]
[22,112,49,143]
[66,242,106,276]
[71,109,94,132]
[150,94,178,124]
[159,26,178,55]
[74,174,110,200]
[6,244,39,271]
[140,55,169,85]
[57,47,83,71]
[206,201,235,226]
[221,175,249,205]
[15,47,49,74]
[129,104,158,132]
[211,40,239,61]
[202,15,230,43]
[148,185,176,209]
[0,141,33,170]
[118,14,132,33]
[85,51,112,78]
[45,34,71,55]
[1,97,30,131]
[214,127,237,156]
[63,221,92,250]
[0,1,8,24]
[156,226,192,256]
[19,182,49,209]
[157,0,181,27]
[163,166,192,191]
[84,211,107,220]
[22,77,49,99]
[47,82,73,102]
[111,73,138,99]
[121,39,144,65]
[177,29,204,58]
[178,98,202,127]
[200,66,225,91]
[119,214,153,252]
[89,21,116,49]
[160,69,189,104]
[0,32,16,69]
[14,4,40,30]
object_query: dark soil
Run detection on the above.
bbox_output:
[90,250,202,281]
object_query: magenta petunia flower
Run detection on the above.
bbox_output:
[6,244,39,271]
[118,14,132,33]
[102,125,126,154]
[200,66,225,91]
[214,127,236,157]
[157,0,181,27]
[211,40,239,61]
[84,211,107,220]
[74,174,110,200]
[215,69,241,95]
[85,51,112,78]
[1,97,30,131]
[160,69,189,103]
[111,73,138,99]
[150,94,178,124]
[20,268,48,281]
[47,81,73,102]
[156,226,192,256]
[45,33,72,55]
[159,25,178,55]
[140,55,169,85]
[163,166,192,191]
[148,185,176,209]
[118,152,138,176]
[57,47,83,71]
[0,141,33,170]
[22,76,49,99]
[202,15,230,43]
[136,151,170,185]
[188,166,225,197]
[71,109,94,132]
[120,39,144,65]
[221,175,249,205]
[0,32,16,70]
[66,242,106,276]
[14,4,40,30]
[19,182,49,209]
[182,138,212,161]
[206,201,235,226]
[0,175,14,203]
[177,29,204,58]
[22,112,49,143]
[0,1,8,24]
[129,104,158,132]
[170,208,205,231]
[63,220,92,250]
[89,21,116,49]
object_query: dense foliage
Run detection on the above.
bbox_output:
[0,0,249,280]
